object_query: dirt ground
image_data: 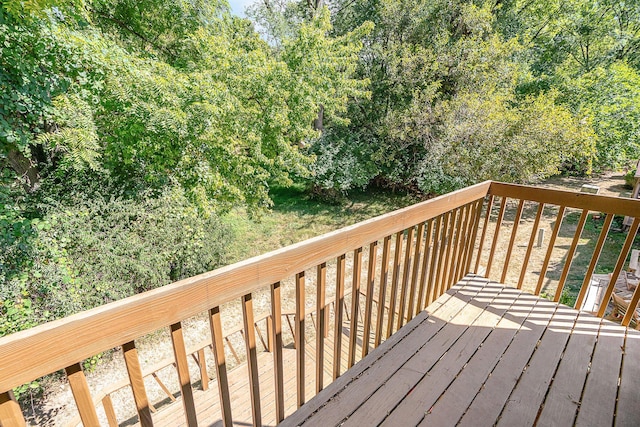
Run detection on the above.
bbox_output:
[27,172,636,426]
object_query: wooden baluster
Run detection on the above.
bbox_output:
[316,263,327,393]
[517,202,545,290]
[386,232,403,338]
[575,214,614,309]
[348,248,363,368]
[295,272,306,407]
[486,197,507,279]
[454,204,472,282]
[170,322,197,426]
[362,241,378,358]
[464,199,484,275]
[397,227,415,330]
[375,236,391,347]
[416,220,434,314]
[553,209,589,302]
[599,218,640,320]
[474,195,495,273]
[0,391,25,427]
[500,199,525,284]
[438,211,455,297]
[242,294,262,425]
[270,283,285,422]
[425,215,442,307]
[102,394,118,427]
[442,209,458,291]
[534,206,566,296]
[623,223,640,326]
[333,254,346,380]
[209,306,232,427]
[196,349,209,391]
[447,208,464,289]
[407,223,424,322]
[122,341,153,427]
[65,363,100,426]
[435,212,451,298]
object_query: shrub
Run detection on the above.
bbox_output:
[0,188,231,336]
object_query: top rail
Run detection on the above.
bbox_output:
[488,182,640,216]
[0,180,491,393]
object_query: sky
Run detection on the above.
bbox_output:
[228,0,255,17]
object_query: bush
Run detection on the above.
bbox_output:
[0,188,231,336]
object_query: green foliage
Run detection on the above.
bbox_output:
[308,0,594,194]
[0,188,230,334]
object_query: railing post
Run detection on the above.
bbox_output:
[170,322,198,426]
[65,363,100,426]
[295,272,306,407]
[0,391,25,427]
[209,306,233,427]
[242,293,262,426]
[270,283,285,422]
[122,341,153,427]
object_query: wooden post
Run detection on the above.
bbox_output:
[65,363,100,427]
[270,283,285,422]
[242,293,262,426]
[122,341,153,427]
[209,307,232,427]
[0,391,25,427]
[537,228,545,248]
[316,263,327,393]
[295,272,306,407]
[170,323,198,426]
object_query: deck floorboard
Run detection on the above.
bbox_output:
[284,275,640,427]
[141,275,640,426]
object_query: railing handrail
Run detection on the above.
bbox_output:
[489,182,640,216]
[0,180,491,393]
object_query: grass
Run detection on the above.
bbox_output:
[222,184,418,264]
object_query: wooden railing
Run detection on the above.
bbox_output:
[476,182,640,327]
[0,180,489,426]
[2,180,638,426]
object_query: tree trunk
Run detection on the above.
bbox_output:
[313,104,324,132]
[7,148,40,192]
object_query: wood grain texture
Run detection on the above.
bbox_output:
[209,307,232,427]
[333,255,346,380]
[407,224,424,323]
[348,248,362,368]
[101,394,118,427]
[597,217,640,318]
[362,242,378,358]
[554,209,588,302]
[416,220,433,315]
[486,197,507,278]
[475,195,494,273]
[0,391,25,427]
[170,322,198,426]
[375,236,391,347]
[65,363,100,426]
[517,202,544,290]
[242,294,262,426]
[270,283,285,422]
[316,264,327,393]
[0,181,490,393]
[574,214,613,309]
[387,232,403,338]
[295,272,306,408]
[122,341,153,427]
[489,182,640,216]
[397,227,414,330]
[500,199,524,284]
[534,205,566,295]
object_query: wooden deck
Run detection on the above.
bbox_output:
[283,275,640,427]
[136,315,369,426]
